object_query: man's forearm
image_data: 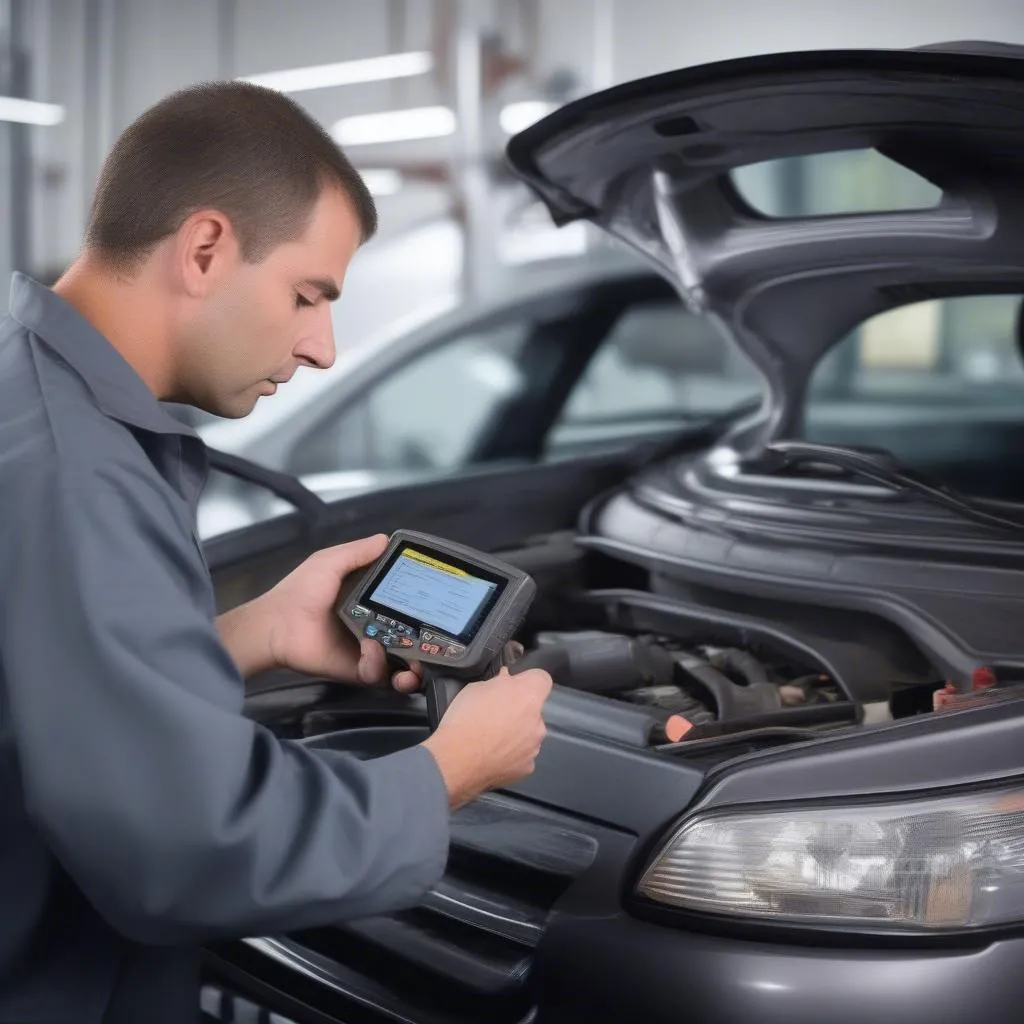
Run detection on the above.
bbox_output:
[216,600,277,679]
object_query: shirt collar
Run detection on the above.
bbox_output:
[8,272,198,439]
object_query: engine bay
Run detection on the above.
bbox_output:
[246,529,1023,760]
[510,627,855,747]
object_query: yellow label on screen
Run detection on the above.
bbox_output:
[402,547,468,577]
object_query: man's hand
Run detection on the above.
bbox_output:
[216,534,420,691]
[421,667,553,809]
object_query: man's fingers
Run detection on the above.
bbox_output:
[392,669,421,693]
[318,534,389,578]
[392,660,422,693]
[357,637,388,685]
[357,633,424,689]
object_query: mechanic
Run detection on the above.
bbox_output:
[0,81,552,1023]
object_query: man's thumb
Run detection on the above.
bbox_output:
[322,533,389,575]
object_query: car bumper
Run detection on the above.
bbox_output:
[535,912,1024,1024]
[203,915,1024,1024]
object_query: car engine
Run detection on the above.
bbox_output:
[530,630,840,719]
[501,627,856,748]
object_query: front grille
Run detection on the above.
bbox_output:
[284,790,600,1021]
[200,982,300,1023]
[205,725,610,1022]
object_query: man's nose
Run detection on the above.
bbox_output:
[295,305,336,370]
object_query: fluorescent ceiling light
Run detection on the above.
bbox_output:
[241,51,433,94]
[333,99,556,147]
[334,106,456,146]
[499,100,556,134]
[359,168,403,196]
[0,96,65,126]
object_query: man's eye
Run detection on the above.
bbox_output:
[295,293,315,308]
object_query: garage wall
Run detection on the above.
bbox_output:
[0,0,11,293]
[114,0,430,130]
[20,0,1024,277]
[533,0,1024,85]
[26,0,429,271]
[28,0,89,277]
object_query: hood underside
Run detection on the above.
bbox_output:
[506,43,1024,438]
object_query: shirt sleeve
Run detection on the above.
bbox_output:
[1,456,450,945]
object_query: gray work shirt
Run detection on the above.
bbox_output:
[0,274,450,1023]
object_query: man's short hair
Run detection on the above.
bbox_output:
[84,81,377,272]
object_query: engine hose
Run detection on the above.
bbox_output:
[530,631,676,693]
[509,647,685,746]
[673,651,781,719]
[706,648,771,688]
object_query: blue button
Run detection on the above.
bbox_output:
[364,623,379,638]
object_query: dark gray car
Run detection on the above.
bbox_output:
[199,41,1024,1024]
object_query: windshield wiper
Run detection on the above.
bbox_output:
[762,440,1024,537]
[629,396,764,469]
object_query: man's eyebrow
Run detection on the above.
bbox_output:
[303,277,341,302]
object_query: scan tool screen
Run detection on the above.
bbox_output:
[368,546,503,642]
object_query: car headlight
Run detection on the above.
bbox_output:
[636,784,1024,931]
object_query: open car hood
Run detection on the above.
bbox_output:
[506,42,1024,440]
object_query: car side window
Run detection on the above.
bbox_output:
[286,322,530,478]
[546,299,763,453]
[805,294,1024,499]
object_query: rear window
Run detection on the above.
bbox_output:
[731,149,942,218]
[804,294,1024,500]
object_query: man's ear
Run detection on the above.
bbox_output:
[177,209,237,298]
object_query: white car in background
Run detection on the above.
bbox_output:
[194,246,759,538]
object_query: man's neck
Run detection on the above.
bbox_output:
[52,257,177,401]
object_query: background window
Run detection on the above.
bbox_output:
[547,301,763,452]
[732,149,943,218]
[287,323,529,477]
[805,294,1024,499]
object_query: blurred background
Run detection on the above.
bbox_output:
[3,0,1024,536]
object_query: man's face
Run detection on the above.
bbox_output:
[178,185,362,418]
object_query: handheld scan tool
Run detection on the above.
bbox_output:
[337,531,536,729]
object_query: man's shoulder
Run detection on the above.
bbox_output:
[0,315,154,486]
[0,316,201,568]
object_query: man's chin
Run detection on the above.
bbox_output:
[188,382,273,419]
[205,395,261,420]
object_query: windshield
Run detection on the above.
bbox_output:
[805,293,1024,502]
